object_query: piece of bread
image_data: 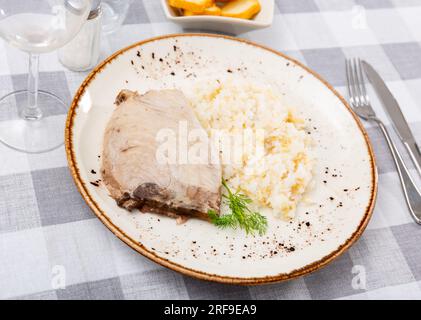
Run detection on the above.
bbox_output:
[169,0,214,13]
[203,5,222,15]
[184,4,221,16]
[221,0,261,19]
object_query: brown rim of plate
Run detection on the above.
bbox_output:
[65,33,378,285]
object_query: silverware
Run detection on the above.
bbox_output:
[345,58,421,224]
[362,60,421,176]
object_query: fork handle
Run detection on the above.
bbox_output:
[375,119,421,224]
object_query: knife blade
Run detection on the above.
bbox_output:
[362,60,421,175]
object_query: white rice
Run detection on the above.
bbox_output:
[186,77,314,219]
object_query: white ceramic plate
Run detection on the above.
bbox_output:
[161,0,274,34]
[66,34,377,284]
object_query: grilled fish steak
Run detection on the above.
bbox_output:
[101,89,221,221]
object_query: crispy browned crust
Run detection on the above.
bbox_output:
[116,192,203,222]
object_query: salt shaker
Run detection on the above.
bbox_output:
[59,0,102,71]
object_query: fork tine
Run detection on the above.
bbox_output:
[346,58,358,107]
[356,58,368,105]
[345,59,353,101]
[351,58,362,106]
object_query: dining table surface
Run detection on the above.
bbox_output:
[1,0,421,300]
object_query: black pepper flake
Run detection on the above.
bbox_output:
[91,169,96,174]
[170,72,175,76]
[289,247,295,252]
[344,189,348,192]
[323,180,327,184]
[305,222,311,227]
[90,182,99,187]
[227,69,233,73]
[151,53,155,59]
[329,197,334,200]
[159,58,163,62]
[130,60,134,65]
[355,187,360,191]
[286,62,290,66]
[136,51,141,57]
[192,241,196,244]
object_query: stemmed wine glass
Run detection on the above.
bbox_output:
[0,0,91,153]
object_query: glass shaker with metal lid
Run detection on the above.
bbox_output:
[59,0,102,71]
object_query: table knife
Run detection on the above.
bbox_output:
[362,60,421,175]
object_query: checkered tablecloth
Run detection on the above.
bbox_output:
[1,0,421,300]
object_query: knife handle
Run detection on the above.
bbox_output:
[403,141,421,176]
[376,120,421,224]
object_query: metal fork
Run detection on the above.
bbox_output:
[346,58,421,224]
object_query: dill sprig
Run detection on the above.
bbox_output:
[208,180,268,236]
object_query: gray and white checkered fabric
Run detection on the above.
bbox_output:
[1,0,421,300]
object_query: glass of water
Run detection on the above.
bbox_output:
[0,0,91,153]
[101,0,133,34]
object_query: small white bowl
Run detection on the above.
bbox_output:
[161,0,274,34]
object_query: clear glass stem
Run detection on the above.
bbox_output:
[22,53,42,120]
